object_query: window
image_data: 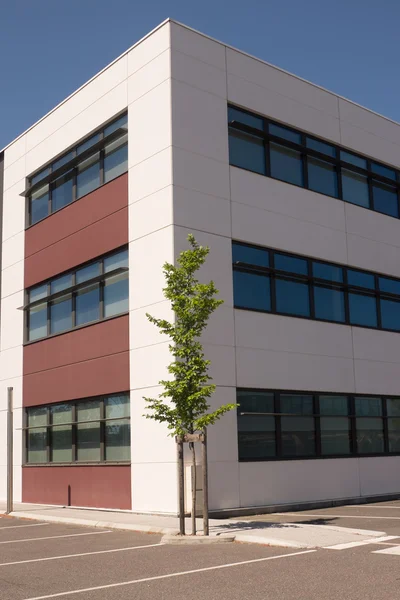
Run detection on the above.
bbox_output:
[228,130,266,175]
[270,143,303,187]
[232,241,400,333]
[26,247,129,341]
[237,390,400,461]
[27,113,128,225]
[25,394,130,464]
[228,105,400,221]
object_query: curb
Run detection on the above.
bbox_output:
[234,534,313,549]
[162,534,235,545]
[8,512,180,536]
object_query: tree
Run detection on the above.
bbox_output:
[144,234,237,535]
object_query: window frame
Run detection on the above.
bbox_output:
[24,394,131,466]
[232,240,400,334]
[237,389,399,462]
[25,246,128,343]
[228,105,400,221]
[25,113,128,227]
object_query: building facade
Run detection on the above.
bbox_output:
[1,19,400,514]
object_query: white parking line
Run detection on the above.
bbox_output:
[345,505,400,509]
[0,531,111,545]
[275,512,400,520]
[23,549,317,600]
[0,523,49,531]
[373,545,400,555]
[0,543,163,567]
[324,535,399,550]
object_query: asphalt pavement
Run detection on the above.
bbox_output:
[2,501,400,599]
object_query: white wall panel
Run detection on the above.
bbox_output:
[26,56,128,154]
[127,48,170,105]
[208,461,240,510]
[236,346,355,393]
[232,199,348,264]
[3,157,26,192]
[171,49,227,99]
[129,186,173,242]
[230,168,346,233]
[227,73,341,144]
[128,147,173,203]
[170,22,226,70]
[354,359,400,396]
[358,457,400,496]
[344,202,400,252]
[1,260,24,299]
[340,122,400,169]
[173,146,230,201]
[2,180,26,242]
[339,99,400,152]
[0,291,24,352]
[26,82,128,175]
[127,22,170,76]
[173,186,231,238]
[347,232,400,279]
[2,232,24,271]
[227,49,339,118]
[235,311,353,359]
[4,136,26,171]
[239,459,360,507]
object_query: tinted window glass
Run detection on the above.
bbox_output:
[372,181,398,218]
[342,169,369,208]
[104,136,128,183]
[379,277,400,295]
[347,269,375,289]
[388,419,400,453]
[321,417,350,455]
[232,243,269,267]
[105,419,131,461]
[31,168,50,186]
[381,298,400,331]
[387,399,400,417]
[281,416,315,457]
[306,137,336,157]
[233,271,271,311]
[77,153,100,198]
[237,390,275,413]
[355,397,382,416]
[76,263,100,284]
[51,172,73,212]
[104,249,129,272]
[274,254,307,275]
[349,293,377,327]
[314,286,345,322]
[340,151,367,169]
[313,262,343,282]
[31,185,49,224]
[319,396,349,415]
[281,395,313,414]
[228,107,264,131]
[356,418,384,454]
[29,304,47,341]
[275,279,310,317]
[51,274,73,294]
[30,284,47,302]
[104,272,129,317]
[269,123,301,144]
[76,284,100,325]
[50,296,72,334]
[308,157,338,197]
[371,162,396,181]
[104,114,128,136]
[270,143,303,187]
[52,152,74,171]
[77,134,101,155]
[229,131,266,175]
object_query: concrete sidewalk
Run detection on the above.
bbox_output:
[0,502,387,549]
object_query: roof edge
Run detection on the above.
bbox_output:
[3,17,400,155]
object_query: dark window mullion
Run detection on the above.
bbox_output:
[308,259,315,319]
[274,392,282,458]
[100,398,105,462]
[100,149,105,186]
[270,252,277,314]
[367,160,374,210]
[72,272,77,328]
[72,404,77,462]
[314,395,321,457]
[337,164,343,200]
[343,268,350,325]
[72,168,77,203]
[264,139,271,178]
[349,396,357,455]
[47,280,51,336]
[383,398,389,454]
[375,274,382,329]
[46,406,51,463]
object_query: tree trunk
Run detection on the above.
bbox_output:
[176,437,185,536]
[202,429,209,536]
[190,441,197,536]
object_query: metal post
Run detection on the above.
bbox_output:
[6,387,13,515]
[176,437,185,536]
[202,429,209,536]
[190,442,196,536]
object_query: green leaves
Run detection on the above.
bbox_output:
[144,234,237,437]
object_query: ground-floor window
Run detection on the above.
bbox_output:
[25,393,130,464]
[237,389,400,461]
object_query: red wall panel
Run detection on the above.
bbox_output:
[22,465,131,509]
[25,208,128,288]
[23,316,130,406]
[25,173,128,258]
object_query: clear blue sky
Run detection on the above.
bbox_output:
[1,0,399,149]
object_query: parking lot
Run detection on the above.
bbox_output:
[2,501,400,600]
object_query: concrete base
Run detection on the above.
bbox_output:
[210,492,400,519]
[162,534,235,545]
